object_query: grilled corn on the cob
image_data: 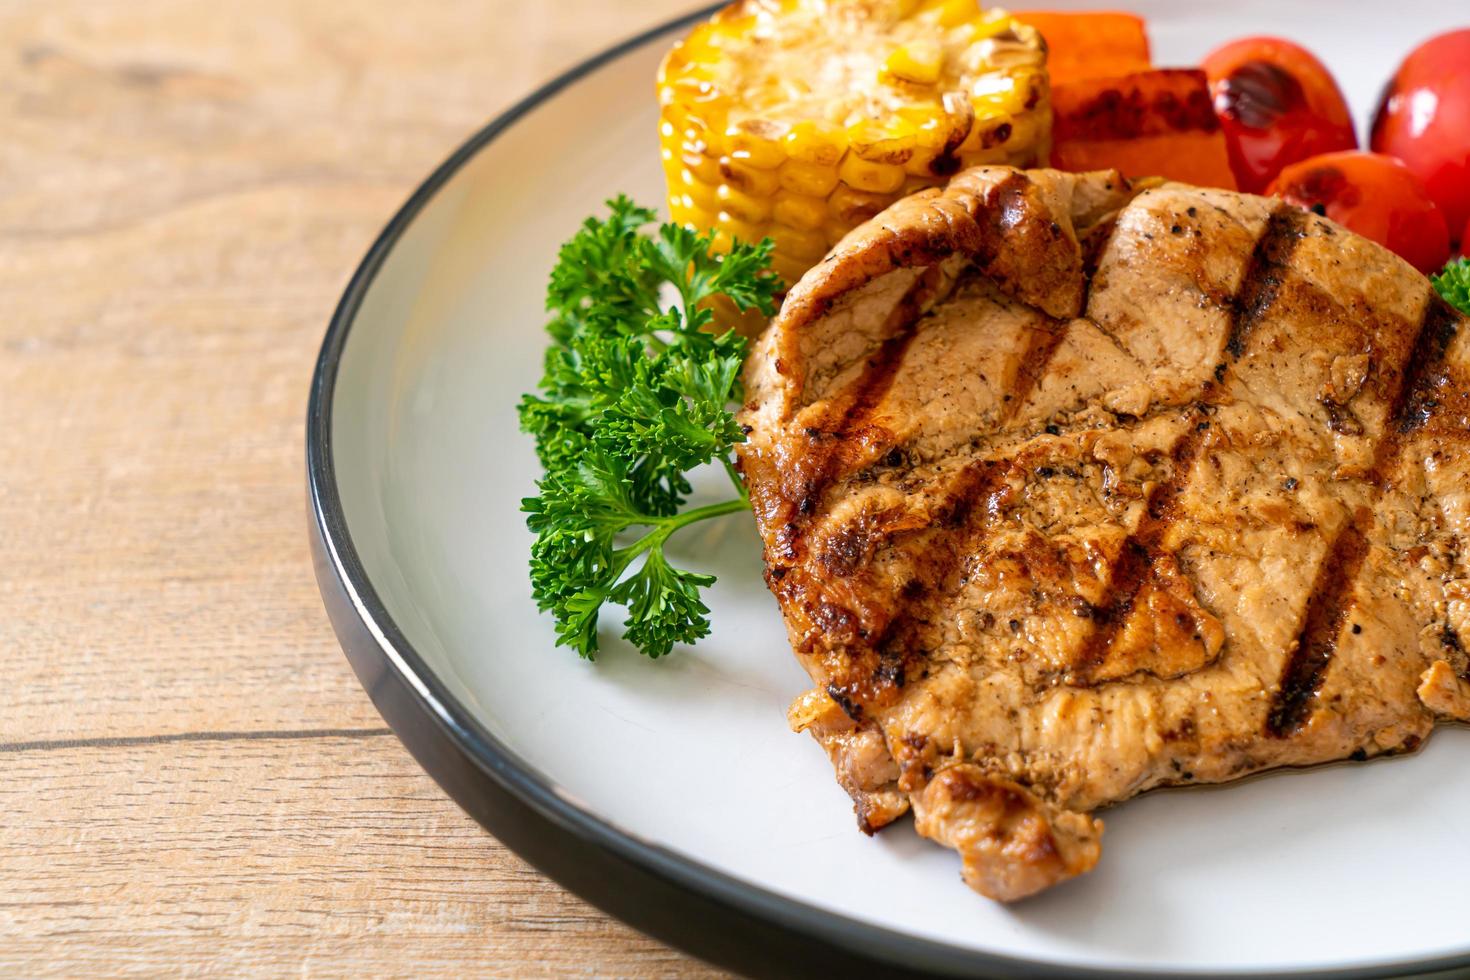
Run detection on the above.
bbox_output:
[657,0,1050,286]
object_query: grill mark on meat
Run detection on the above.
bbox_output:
[823,459,1016,714]
[787,278,932,524]
[836,330,915,437]
[1397,299,1463,436]
[1002,316,1072,424]
[1078,208,1305,677]
[1266,297,1460,736]
[1074,421,1209,676]
[1266,521,1371,736]
[1226,207,1307,360]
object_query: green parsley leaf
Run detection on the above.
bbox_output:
[1432,257,1470,316]
[518,198,782,659]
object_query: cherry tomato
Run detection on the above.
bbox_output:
[1267,151,1450,274]
[1202,36,1357,194]
[1371,29,1470,245]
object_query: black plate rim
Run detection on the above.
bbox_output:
[305,6,1470,978]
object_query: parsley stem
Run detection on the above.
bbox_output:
[613,494,751,565]
[720,455,747,500]
[666,494,750,526]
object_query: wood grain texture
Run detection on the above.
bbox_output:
[0,0,725,975]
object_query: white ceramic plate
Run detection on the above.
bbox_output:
[309,4,1470,977]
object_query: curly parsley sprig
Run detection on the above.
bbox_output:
[1432,257,1470,316]
[519,197,782,659]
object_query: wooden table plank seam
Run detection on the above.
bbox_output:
[0,727,394,755]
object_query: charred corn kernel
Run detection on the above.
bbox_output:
[884,40,943,85]
[726,120,788,169]
[847,119,919,164]
[769,223,829,261]
[721,156,783,198]
[778,159,841,198]
[658,0,1050,284]
[838,154,907,194]
[773,191,829,231]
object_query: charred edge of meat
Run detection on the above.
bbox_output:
[1225,207,1309,360]
[1446,625,1470,683]
[1266,524,1371,737]
[792,171,1030,324]
[825,683,864,722]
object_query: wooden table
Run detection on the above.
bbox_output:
[0,1,725,974]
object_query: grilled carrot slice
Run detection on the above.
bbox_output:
[1012,11,1151,85]
[1050,69,1237,189]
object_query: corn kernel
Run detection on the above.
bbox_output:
[771,252,812,286]
[778,159,841,197]
[726,119,788,169]
[919,0,977,28]
[838,155,907,194]
[708,228,735,255]
[772,191,828,231]
[847,119,918,164]
[682,150,722,184]
[716,210,766,246]
[899,175,934,197]
[948,10,1015,45]
[669,201,700,229]
[769,223,829,261]
[677,168,722,213]
[721,156,783,197]
[885,40,942,85]
[717,182,774,223]
[971,74,1023,115]
[829,183,898,227]
[821,215,854,249]
[784,121,847,167]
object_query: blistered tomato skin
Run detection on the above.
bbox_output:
[1203,36,1357,194]
[1268,151,1451,275]
[1372,29,1470,245]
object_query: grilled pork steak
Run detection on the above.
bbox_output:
[738,166,1470,901]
